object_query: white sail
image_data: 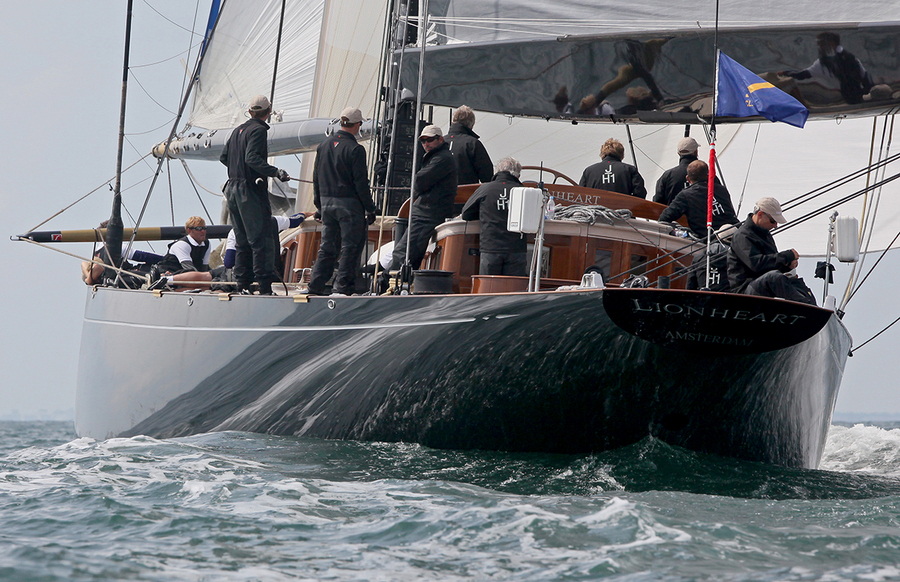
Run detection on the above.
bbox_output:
[189,0,325,129]
[294,0,389,210]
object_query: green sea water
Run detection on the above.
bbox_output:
[1,420,899,581]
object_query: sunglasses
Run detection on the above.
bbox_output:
[190,226,207,231]
[419,136,438,143]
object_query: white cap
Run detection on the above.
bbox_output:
[419,125,442,139]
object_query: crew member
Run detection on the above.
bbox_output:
[461,157,527,276]
[150,216,214,291]
[727,197,816,304]
[389,125,458,272]
[222,213,308,277]
[658,160,738,238]
[578,138,646,198]
[445,105,493,185]
[219,94,292,295]
[655,137,706,205]
[308,107,377,296]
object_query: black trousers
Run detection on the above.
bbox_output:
[309,206,367,295]
[745,270,817,305]
[479,251,527,276]
[225,181,276,290]
[390,213,443,271]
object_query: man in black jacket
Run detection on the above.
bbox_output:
[389,125,458,271]
[308,107,377,296]
[654,137,701,205]
[727,197,816,304]
[658,160,738,238]
[219,94,291,295]
[461,157,527,276]
[445,105,493,186]
[578,138,646,198]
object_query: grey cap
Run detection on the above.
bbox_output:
[340,107,365,124]
[754,197,787,224]
[677,137,700,155]
[249,94,271,111]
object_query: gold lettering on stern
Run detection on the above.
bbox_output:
[629,299,807,325]
[550,190,602,206]
[664,331,754,347]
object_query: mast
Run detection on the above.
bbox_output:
[106,0,134,272]
[400,0,429,287]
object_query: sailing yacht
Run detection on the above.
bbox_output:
[16,0,900,469]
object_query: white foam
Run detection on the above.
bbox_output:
[821,424,900,477]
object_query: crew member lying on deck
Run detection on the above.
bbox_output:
[81,247,163,287]
[149,216,213,291]
[81,219,163,287]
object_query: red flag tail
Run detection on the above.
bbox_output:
[707,144,716,227]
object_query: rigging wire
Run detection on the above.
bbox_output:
[843,115,896,309]
[849,118,889,304]
[851,314,900,354]
[128,70,177,115]
[25,155,153,234]
[126,117,179,136]
[180,159,222,196]
[735,124,760,216]
[18,237,151,286]
[142,0,202,36]
[167,157,175,226]
[366,0,402,291]
[179,160,215,226]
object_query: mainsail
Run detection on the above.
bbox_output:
[388,1,900,255]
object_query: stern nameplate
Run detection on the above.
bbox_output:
[603,288,832,355]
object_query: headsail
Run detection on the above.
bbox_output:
[189,0,325,129]
[154,0,387,169]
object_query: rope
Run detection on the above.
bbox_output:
[25,154,152,234]
[552,205,699,282]
[553,204,633,225]
[851,314,900,354]
[18,237,150,285]
[179,159,222,196]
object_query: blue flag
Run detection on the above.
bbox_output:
[716,52,809,128]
